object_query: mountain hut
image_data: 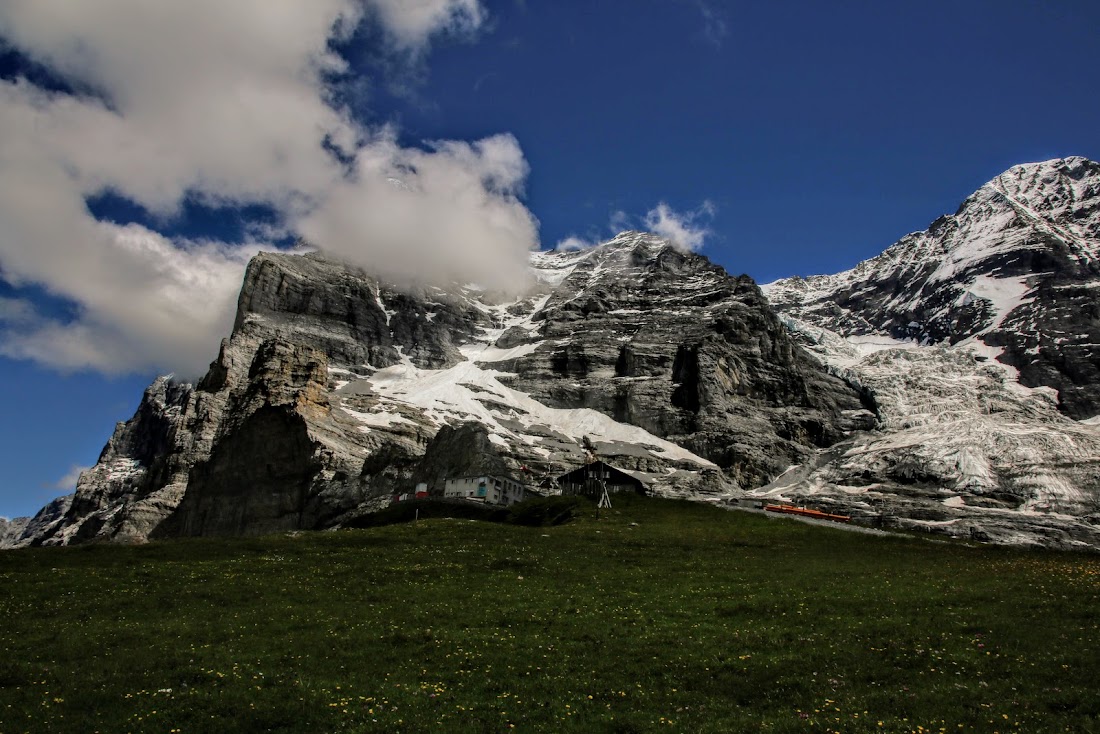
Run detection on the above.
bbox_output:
[556,460,646,498]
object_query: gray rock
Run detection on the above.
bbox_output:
[235,252,488,371]
[6,237,890,545]
[1,494,72,549]
[509,233,868,488]
[409,422,512,493]
[0,516,29,548]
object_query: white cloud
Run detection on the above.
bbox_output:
[368,0,485,51]
[644,200,716,252]
[609,210,631,232]
[554,236,593,252]
[300,131,537,292]
[0,1,536,378]
[0,2,360,213]
[51,465,89,491]
[556,200,718,254]
[695,1,728,48]
[0,297,38,326]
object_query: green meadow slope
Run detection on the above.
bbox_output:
[1,497,1098,733]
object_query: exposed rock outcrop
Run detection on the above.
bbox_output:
[0,517,28,548]
[510,235,870,488]
[409,422,512,492]
[0,495,71,549]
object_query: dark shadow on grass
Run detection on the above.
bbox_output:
[342,495,586,530]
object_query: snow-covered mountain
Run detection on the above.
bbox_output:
[766,156,1100,418]
[4,157,1099,551]
[761,157,1100,548]
[5,232,863,547]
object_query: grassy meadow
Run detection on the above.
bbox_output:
[1,496,1098,733]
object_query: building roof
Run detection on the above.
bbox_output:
[556,461,646,493]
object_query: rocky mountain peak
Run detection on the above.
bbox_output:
[756,157,1100,548]
[766,156,1100,419]
[983,156,1099,215]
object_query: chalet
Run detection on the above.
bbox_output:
[443,475,526,506]
[556,461,646,498]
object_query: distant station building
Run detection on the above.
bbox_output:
[556,460,646,498]
[443,475,526,506]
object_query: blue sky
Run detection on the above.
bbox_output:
[1,0,1098,519]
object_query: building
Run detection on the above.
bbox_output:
[443,475,526,506]
[391,483,430,503]
[556,461,646,498]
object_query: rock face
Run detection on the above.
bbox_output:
[762,157,1100,549]
[18,158,1097,550]
[0,517,28,548]
[409,423,511,492]
[767,156,1100,419]
[18,239,865,545]
[513,235,871,488]
[233,253,485,371]
[0,495,71,549]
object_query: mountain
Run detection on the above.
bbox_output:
[761,156,1100,548]
[0,495,70,548]
[6,232,864,547]
[5,158,1099,551]
[767,156,1100,418]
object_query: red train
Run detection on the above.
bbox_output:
[764,503,851,523]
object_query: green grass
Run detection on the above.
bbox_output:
[1,496,1098,733]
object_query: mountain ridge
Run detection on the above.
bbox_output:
[4,157,1099,550]
[766,155,1100,418]
[4,232,865,547]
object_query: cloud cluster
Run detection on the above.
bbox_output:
[368,0,485,51]
[50,465,89,492]
[644,201,716,252]
[300,131,535,289]
[0,0,536,378]
[556,201,716,253]
[554,236,593,252]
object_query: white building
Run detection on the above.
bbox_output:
[443,475,526,506]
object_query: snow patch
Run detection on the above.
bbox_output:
[956,275,1033,330]
[343,408,416,430]
[365,357,715,468]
